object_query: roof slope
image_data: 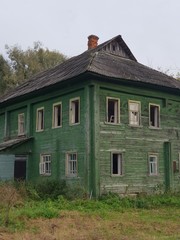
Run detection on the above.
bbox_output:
[0,35,179,104]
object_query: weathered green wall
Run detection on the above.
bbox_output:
[97,82,180,194]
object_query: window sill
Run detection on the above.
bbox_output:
[111,174,124,177]
[69,122,80,126]
[52,126,62,129]
[128,124,143,128]
[36,129,44,132]
[149,126,162,130]
[104,121,121,126]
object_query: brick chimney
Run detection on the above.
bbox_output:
[88,35,99,49]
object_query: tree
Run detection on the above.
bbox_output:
[0,42,67,94]
[0,54,11,95]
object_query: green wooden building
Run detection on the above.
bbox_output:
[0,35,180,196]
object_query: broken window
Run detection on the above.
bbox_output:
[149,104,160,128]
[129,101,141,126]
[111,153,123,176]
[39,154,51,176]
[18,113,25,135]
[106,97,120,124]
[70,98,80,125]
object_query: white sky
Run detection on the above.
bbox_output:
[0,0,179,75]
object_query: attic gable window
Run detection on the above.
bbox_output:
[129,101,141,126]
[69,97,80,125]
[52,102,62,128]
[36,107,44,132]
[106,97,120,124]
[149,104,160,128]
[18,113,25,136]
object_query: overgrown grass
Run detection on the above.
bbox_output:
[0,180,180,231]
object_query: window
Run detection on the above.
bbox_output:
[111,153,123,176]
[52,102,62,128]
[129,101,141,126]
[18,113,25,135]
[36,107,44,131]
[66,152,77,177]
[39,154,51,176]
[106,97,120,124]
[149,104,160,128]
[69,98,80,125]
[148,154,158,176]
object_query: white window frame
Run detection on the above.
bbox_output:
[128,100,141,126]
[52,102,62,128]
[18,113,25,136]
[66,152,77,177]
[106,97,120,124]
[149,104,160,128]
[69,97,80,125]
[148,154,158,176]
[111,152,123,176]
[36,107,44,132]
[39,154,51,176]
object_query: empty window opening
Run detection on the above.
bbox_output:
[111,153,123,175]
[36,108,44,131]
[149,105,160,128]
[107,98,120,123]
[53,103,62,128]
[70,98,80,124]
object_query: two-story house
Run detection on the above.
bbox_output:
[0,35,180,196]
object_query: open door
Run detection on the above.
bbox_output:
[14,155,27,180]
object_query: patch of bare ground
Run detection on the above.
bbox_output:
[0,209,180,240]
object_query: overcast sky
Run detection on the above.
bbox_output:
[0,0,179,75]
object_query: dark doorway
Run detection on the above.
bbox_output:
[14,156,27,180]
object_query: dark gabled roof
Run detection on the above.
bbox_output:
[0,35,179,105]
[0,137,33,151]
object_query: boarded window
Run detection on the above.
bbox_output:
[149,104,160,128]
[106,97,120,124]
